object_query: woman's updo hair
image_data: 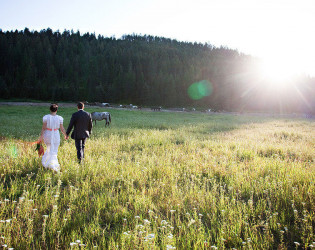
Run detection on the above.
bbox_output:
[50,103,58,112]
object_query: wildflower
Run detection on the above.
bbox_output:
[32,209,37,212]
[123,232,129,236]
[70,242,77,246]
[144,219,151,225]
[76,240,81,243]
[54,195,59,198]
[198,213,203,217]
[135,216,140,219]
[79,244,86,247]
[188,219,196,227]
[294,242,300,246]
[284,227,288,231]
[168,234,173,239]
[4,199,10,202]
[166,245,176,249]
[280,230,284,234]
[123,218,127,221]
[148,209,153,213]
[28,199,34,202]
[2,245,7,247]
[170,210,176,213]
[161,220,167,225]
[43,215,49,218]
[148,233,155,239]
[211,246,217,249]
[5,219,11,223]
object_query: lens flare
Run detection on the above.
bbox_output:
[9,144,18,158]
[188,80,213,100]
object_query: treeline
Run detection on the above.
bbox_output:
[0,28,314,113]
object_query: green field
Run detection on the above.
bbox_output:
[0,105,314,249]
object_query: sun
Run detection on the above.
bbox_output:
[258,57,296,88]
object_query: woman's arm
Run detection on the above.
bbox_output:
[60,124,67,139]
[39,122,47,142]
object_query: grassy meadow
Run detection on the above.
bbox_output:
[0,105,314,249]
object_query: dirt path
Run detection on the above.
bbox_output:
[0,101,313,119]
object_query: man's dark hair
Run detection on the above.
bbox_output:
[77,102,84,109]
[50,104,58,112]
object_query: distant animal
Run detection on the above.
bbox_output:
[91,112,111,126]
[151,106,161,111]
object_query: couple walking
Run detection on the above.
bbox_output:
[38,102,93,172]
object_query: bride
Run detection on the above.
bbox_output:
[39,104,67,172]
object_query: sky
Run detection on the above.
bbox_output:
[1,0,315,76]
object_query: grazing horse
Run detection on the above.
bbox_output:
[151,106,161,111]
[91,112,111,126]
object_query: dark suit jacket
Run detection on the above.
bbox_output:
[66,110,93,140]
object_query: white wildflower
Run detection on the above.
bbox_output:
[161,220,168,225]
[148,233,155,239]
[144,219,151,225]
[166,245,176,249]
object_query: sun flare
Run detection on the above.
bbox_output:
[258,57,297,89]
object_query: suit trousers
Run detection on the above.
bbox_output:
[75,138,86,162]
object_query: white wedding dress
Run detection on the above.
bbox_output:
[41,114,64,172]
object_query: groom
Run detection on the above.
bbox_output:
[66,102,93,163]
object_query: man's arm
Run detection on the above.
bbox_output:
[66,114,75,136]
[88,114,93,134]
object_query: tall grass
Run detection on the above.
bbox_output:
[0,105,314,249]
